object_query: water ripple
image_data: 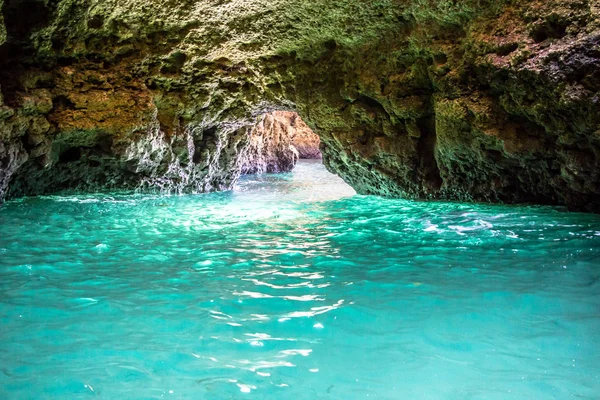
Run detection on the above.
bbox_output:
[0,161,599,399]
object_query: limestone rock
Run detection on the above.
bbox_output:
[240,112,299,175]
[0,0,5,46]
[240,111,320,174]
[287,112,321,159]
[0,140,27,199]
[0,0,599,211]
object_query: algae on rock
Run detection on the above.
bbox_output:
[0,0,599,211]
[0,0,5,47]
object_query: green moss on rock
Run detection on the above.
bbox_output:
[0,0,599,211]
[0,0,6,46]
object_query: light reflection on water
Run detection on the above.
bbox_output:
[0,160,599,399]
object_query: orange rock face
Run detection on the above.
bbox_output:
[241,112,299,175]
[286,112,321,160]
[240,112,320,174]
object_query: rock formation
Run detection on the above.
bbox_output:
[240,111,320,174]
[0,0,599,211]
[287,112,321,160]
[0,0,5,47]
[240,112,299,175]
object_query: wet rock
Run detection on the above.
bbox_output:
[287,112,321,159]
[0,140,27,199]
[241,112,299,174]
[240,111,320,174]
[0,0,5,46]
[0,0,598,211]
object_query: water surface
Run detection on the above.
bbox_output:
[1,160,599,399]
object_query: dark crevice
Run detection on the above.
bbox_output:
[530,17,569,43]
[53,95,76,110]
[496,42,518,56]
[433,53,448,65]
[0,0,60,101]
[358,131,371,146]
[315,39,338,63]
[87,15,104,29]
[21,135,36,153]
[2,0,52,43]
[0,0,58,66]
[96,135,114,154]
[357,94,383,110]
[58,147,82,163]
[192,147,203,164]
[193,126,218,163]
[160,51,187,74]
[324,39,337,51]
[416,116,442,192]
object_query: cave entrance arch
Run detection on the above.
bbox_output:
[240,111,322,175]
[235,110,356,201]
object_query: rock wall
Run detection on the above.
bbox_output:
[0,0,599,211]
[0,0,5,46]
[286,112,321,159]
[240,112,299,175]
[240,111,320,174]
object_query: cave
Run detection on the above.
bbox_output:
[0,0,599,211]
[1,0,600,398]
[241,111,322,175]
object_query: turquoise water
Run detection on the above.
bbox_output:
[1,160,599,399]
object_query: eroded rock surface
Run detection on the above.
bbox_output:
[240,111,320,174]
[240,112,299,175]
[0,0,5,46]
[0,0,599,211]
[287,112,321,159]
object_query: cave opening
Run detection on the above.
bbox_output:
[235,110,356,201]
[240,111,322,175]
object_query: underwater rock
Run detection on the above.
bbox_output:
[0,0,599,211]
